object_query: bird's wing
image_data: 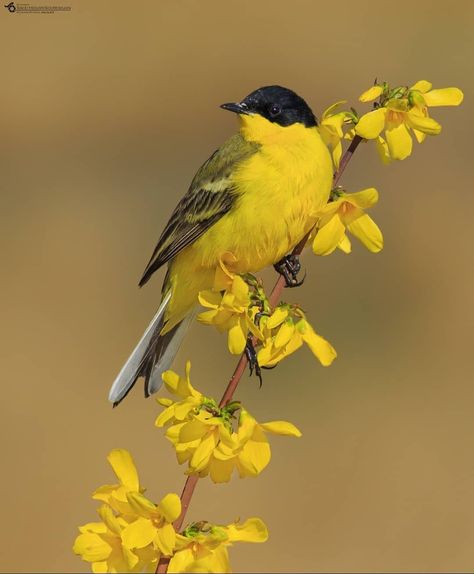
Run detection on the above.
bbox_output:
[139,133,260,286]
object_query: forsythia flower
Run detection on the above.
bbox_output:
[92,449,144,516]
[257,305,337,368]
[355,80,463,162]
[312,187,383,256]
[74,505,148,573]
[169,518,268,573]
[235,409,301,477]
[74,449,181,572]
[156,363,302,482]
[319,101,354,168]
[198,257,264,355]
[198,274,254,355]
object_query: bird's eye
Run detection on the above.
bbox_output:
[269,103,281,117]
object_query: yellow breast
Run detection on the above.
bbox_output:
[193,114,333,272]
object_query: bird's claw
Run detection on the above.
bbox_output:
[274,254,305,288]
[245,338,263,387]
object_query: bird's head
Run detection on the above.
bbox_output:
[221,85,317,142]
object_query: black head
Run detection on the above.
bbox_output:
[221,85,317,128]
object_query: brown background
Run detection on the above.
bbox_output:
[1,1,473,571]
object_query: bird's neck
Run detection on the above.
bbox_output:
[238,114,319,146]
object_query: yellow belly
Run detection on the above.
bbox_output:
[163,126,332,331]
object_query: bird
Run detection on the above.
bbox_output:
[109,85,333,406]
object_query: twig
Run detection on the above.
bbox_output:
[155,134,363,573]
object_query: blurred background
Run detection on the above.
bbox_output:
[1,1,473,571]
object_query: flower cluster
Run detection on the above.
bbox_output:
[73,449,181,572]
[198,257,336,369]
[320,80,463,165]
[156,362,302,482]
[355,80,463,162]
[73,449,268,573]
[198,256,268,355]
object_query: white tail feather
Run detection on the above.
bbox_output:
[108,291,171,404]
[146,313,193,396]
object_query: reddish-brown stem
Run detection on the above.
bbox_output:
[156,135,363,573]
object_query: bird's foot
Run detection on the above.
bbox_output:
[274,254,305,288]
[245,338,263,387]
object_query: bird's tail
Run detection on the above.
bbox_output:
[108,291,191,406]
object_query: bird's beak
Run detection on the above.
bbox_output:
[220,102,250,115]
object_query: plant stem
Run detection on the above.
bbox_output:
[155,134,363,573]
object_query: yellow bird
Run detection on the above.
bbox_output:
[109,85,333,405]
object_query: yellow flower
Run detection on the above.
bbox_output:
[257,306,337,368]
[92,449,144,517]
[155,361,203,427]
[164,409,238,481]
[235,409,301,477]
[123,491,181,556]
[312,187,383,256]
[74,505,147,573]
[198,257,266,355]
[74,449,182,572]
[198,275,251,354]
[355,81,463,161]
[156,364,302,482]
[168,518,268,573]
[319,101,353,168]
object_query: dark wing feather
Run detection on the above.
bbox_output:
[139,133,260,286]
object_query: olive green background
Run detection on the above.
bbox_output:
[1,1,472,571]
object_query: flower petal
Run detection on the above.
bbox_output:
[239,427,271,474]
[337,234,352,254]
[298,321,337,366]
[345,187,379,209]
[155,522,177,556]
[126,491,156,518]
[375,135,391,164]
[168,548,195,573]
[355,108,386,139]
[158,493,182,523]
[198,290,222,309]
[226,518,269,543]
[231,275,250,301]
[359,85,383,102]
[322,100,347,119]
[385,122,412,160]
[237,409,258,444]
[406,112,441,135]
[266,306,289,329]
[312,215,346,256]
[332,140,342,169]
[107,449,139,491]
[73,533,112,562]
[260,420,302,437]
[423,87,463,107]
[347,213,384,253]
[209,456,236,483]
[410,80,432,93]
[190,433,216,471]
[227,317,247,355]
[122,517,157,550]
[412,128,426,144]
[97,505,121,536]
[274,321,295,349]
